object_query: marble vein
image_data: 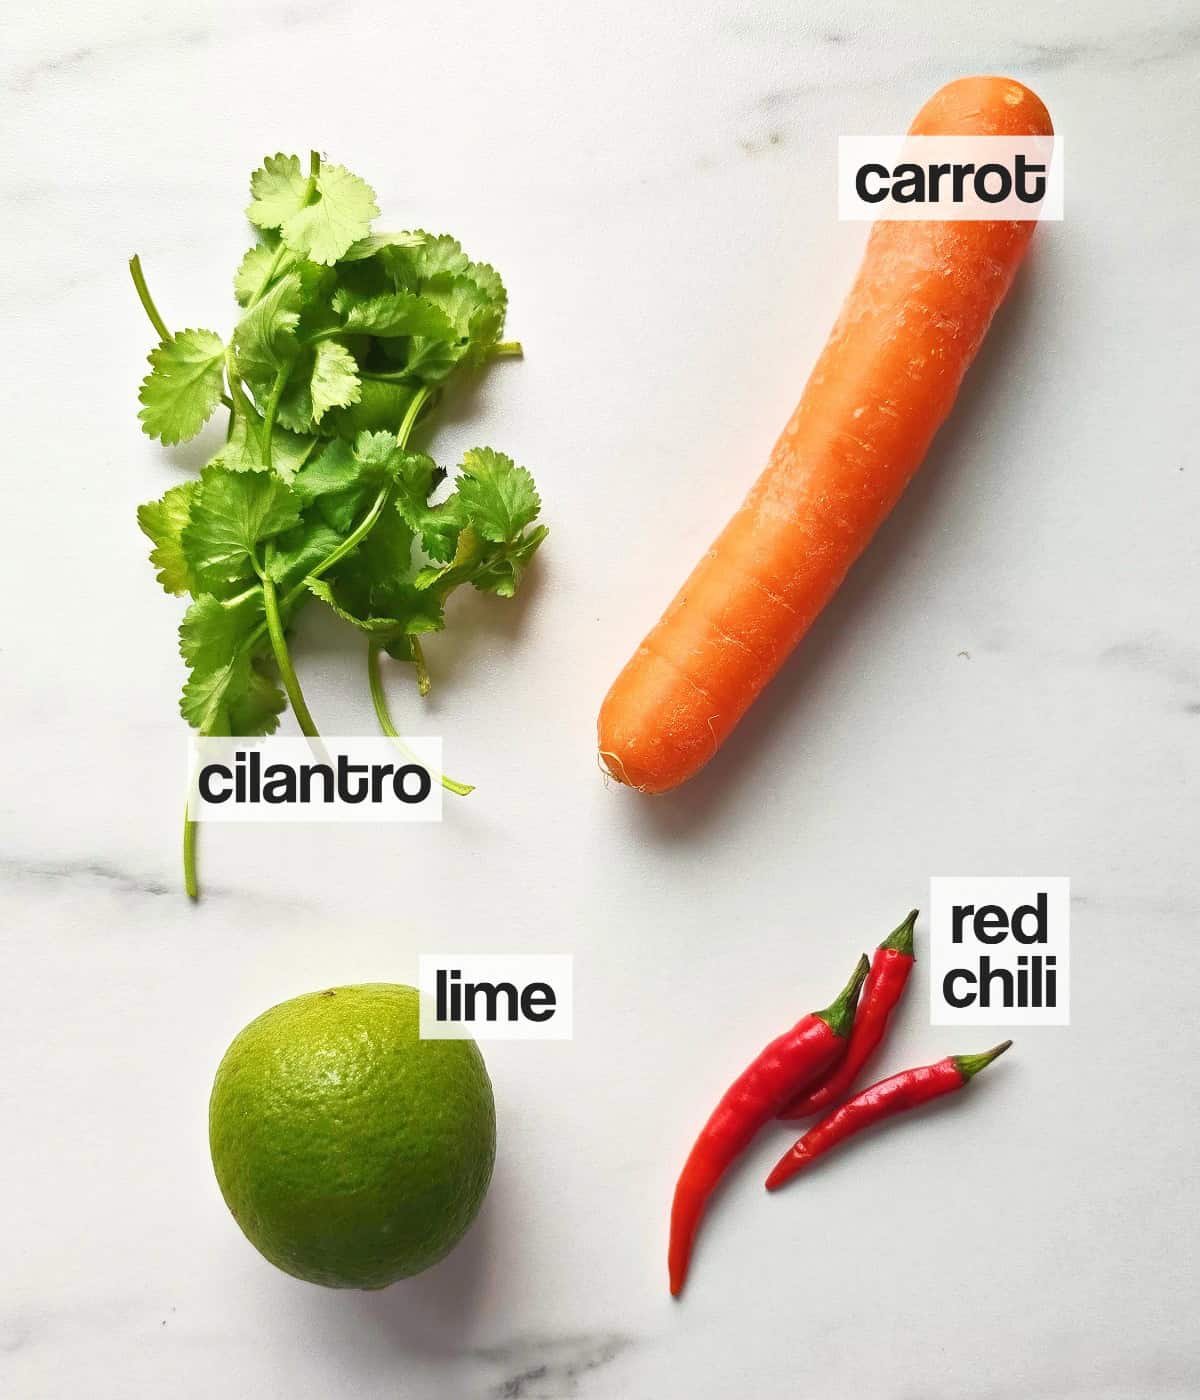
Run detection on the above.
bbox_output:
[472,1333,634,1400]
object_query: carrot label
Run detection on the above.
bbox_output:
[839,135,1063,220]
[930,877,1070,1026]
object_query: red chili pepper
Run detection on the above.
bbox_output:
[668,954,869,1296]
[765,1040,1012,1191]
[778,909,917,1121]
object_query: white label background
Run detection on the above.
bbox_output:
[929,876,1070,1027]
[838,135,1064,220]
[419,955,574,1041]
[187,736,444,823]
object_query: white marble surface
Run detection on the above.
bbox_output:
[4,1,1198,1396]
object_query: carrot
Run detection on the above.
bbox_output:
[597,77,1052,793]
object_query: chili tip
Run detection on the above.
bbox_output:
[765,1144,810,1192]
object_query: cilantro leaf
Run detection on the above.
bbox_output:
[336,498,416,612]
[408,273,506,377]
[247,154,311,232]
[290,435,361,503]
[470,524,549,597]
[182,467,301,592]
[400,338,463,385]
[138,481,198,595]
[398,492,463,563]
[310,339,361,423]
[232,271,301,386]
[455,447,541,542]
[340,231,424,262]
[407,449,545,595]
[413,523,481,590]
[137,330,226,444]
[333,289,457,341]
[462,259,505,304]
[206,412,316,483]
[325,379,421,437]
[268,353,318,435]
[309,495,445,644]
[374,234,508,376]
[386,233,470,286]
[281,163,379,267]
[307,576,442,638]
[294,435,434,534]
[265,521,345,588]
[426,277,505,366]
[179,591,285,736]
[234,238,283,306]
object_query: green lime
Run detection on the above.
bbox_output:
[209,983,495,1289]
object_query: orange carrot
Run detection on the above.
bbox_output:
[598,77,1052,793]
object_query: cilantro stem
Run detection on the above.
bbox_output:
[289,486,389,605]
[358,368,418,384]
[279,384,431,606]
[408,637,432,697]
[224,344,259,424]
[128,255,171,342]
[228,385,433,671]
[245,153,318,307]
[367,640,474,796]
[397,383,433,446]
[357,343,521,385]
[130,254,233,408]
[261,365,289,468]
[303,150,321,203]
[183,805,198,900]
[260,545,322,738]
[250,243,289,306]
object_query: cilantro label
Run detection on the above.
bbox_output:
[418,955,574,1041]
[188,737,444,823]
[929,877,1070,1026]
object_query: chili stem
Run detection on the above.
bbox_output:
[367,640,474,796]
[955,1040,1013,1079]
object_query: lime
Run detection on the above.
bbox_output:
[208,983,495,1289]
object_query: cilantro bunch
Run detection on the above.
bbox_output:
[133,152,547,896]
